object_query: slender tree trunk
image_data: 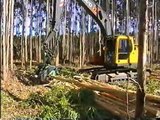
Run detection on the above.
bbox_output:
[29,0,33,69]
[70,32,73,63]
[151,0,155,64]
[35,36,39,61]
[67,31,70,60]
[21,1,25,67]
[62,0,67,64]
[38,31,42,63]
[46,0,50,35]
[111,0,115,35]
[82,10,85,66]
[3,0,7,80]
[79,33,82,68]
[6,0,9,71]
[24,0,28,66]
[10,0,14,70]
[56,32,59,66]
[91,33,94,56]
[38,2,42,63]
[0,0,2,79]
[126,0,130,35]
[154,2,158,62]
[135,0,148,119]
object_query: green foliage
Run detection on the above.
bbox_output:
[67,89,108,120]
[25,86,113,120]
[26,86,79,120]
[1,91,15,107]
[109,81,136,91]
[60,67,78,78]
[68,89,95,106]
[146,80,160,95]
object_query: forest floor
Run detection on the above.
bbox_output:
[1,70,49,119]
[1,64,160,119]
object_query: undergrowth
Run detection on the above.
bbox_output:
[146,79,160,95]
[25,85,116,120]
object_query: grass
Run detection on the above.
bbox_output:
[146,79,160,95]
[1,91,41,119]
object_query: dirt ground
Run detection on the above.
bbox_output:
[1,71,49,119]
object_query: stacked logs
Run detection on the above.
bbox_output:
[53,76,160,119]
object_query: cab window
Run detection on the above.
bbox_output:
[118,39,132,59]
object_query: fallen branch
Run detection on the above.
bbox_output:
[53,76,160,103]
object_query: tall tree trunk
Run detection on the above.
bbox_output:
[126,0,130,35]
[151,0,155,65]
[111,0,115,35]
[10,0,14,70]
[46,0,50,35]
[38,2,42,63]
[35,36,39,61]
[69,32,73,63]
[29,0,33,69]
[67,31,70,60]
[24,0,28,66]
[62,0,67,64]
[79,33,82,68]
[21,1,25,67]
[3,0,7,80]
[6,0,9,71]
[135,0,148,119]
[56,32,59,66]
[82,10,85,66]
[154,2,158,62]
[0,0,2,79]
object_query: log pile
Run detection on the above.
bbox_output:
[53,76,160,119]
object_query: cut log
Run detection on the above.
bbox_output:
[53,76,160,118]
[53,76,160,103]
[95,97,129,119]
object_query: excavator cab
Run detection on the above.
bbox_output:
[105,35,138,68]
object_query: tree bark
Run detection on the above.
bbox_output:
[24,0,28,66]
[0,0,2,79]
[29,0,33,69]
[46,0,50,35]
[126,0,130,35]
[3,0,7,80]
[21,1,25,67]
[111,0,115,35]
[56,32,59,66]
[6,0,10,71]
[38,2,42,63]
[82,10,85,66]
[135,0,148,119]
[79,33,82,68]
[62,0,67,64]
[10,0,14,70]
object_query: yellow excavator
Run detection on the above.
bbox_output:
[75,0,139,81]
[36,0,139,83]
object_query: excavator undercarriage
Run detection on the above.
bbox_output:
[78,66,137,82]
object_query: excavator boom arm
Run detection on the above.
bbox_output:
[76,0,112,37]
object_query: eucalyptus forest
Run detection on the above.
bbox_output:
[0,0,160,120]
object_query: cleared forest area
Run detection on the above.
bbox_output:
[1,0,160,120]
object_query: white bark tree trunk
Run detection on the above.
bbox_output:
[3,0,7,80]
[29,0,33,69]
[10,0,14,70]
